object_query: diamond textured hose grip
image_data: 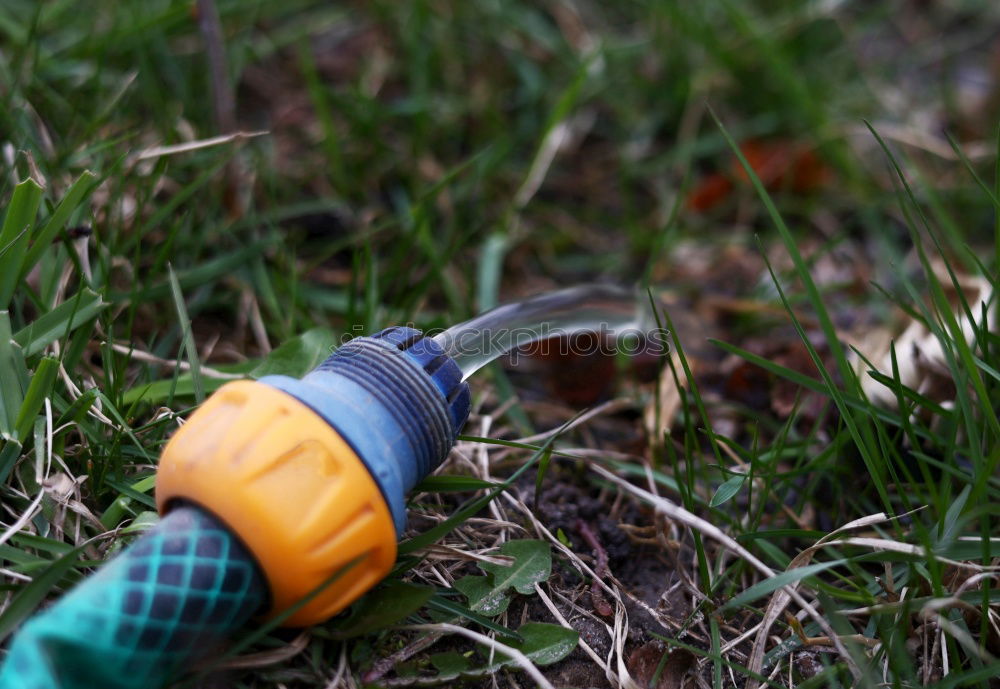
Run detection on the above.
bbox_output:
[0,327,471,689]
[0,507,266,689]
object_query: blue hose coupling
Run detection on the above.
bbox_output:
[259,327,471,534]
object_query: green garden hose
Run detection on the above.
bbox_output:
[0,506,265,689]
[0,285,646,688]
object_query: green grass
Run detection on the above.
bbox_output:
[2,0,1000,686]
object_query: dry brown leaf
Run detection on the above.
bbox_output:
[644,350,689,444]
[853,261,993,409]
[627,642,695,689]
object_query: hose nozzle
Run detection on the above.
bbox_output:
[156,327,470,625]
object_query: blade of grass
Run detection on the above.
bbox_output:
[13,356,58,443]
[0,311,24,438]
[0,440,22,485]
[167,265,204,404]
[720,558,849,613]
[0,544,85,644]
[426,595,522,643]
[19,170,96,281]
[866,122,1000,450]
[654,303,716,593]
[708,338,943,446]
[711,110,893,515]
[13,288,105,357]
[0,178,43,307]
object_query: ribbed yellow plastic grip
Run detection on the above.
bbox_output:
[155,380,397,627]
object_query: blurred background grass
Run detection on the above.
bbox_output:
[3,1,1000,687]
[5,0,998,339]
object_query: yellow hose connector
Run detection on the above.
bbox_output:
[156,380,397,627]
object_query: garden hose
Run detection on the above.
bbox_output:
[0,285,645,689]
[0,507,265,689]
[0,326,469,689]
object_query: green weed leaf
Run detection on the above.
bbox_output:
[425,595,521,642]
[416,623,577,685]
[454,575,511,616]
[480,539,551,595]
[455,540,552,618]
[430,651,471,675]
[936,484,971,549]
[495,622,578,667]
[333,581,434,638]
[710,474,746,508]
[250,327,337,379]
